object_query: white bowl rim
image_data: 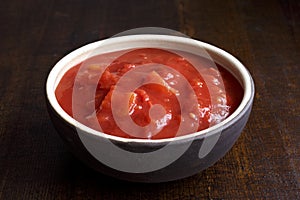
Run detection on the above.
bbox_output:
[46,34,255,144]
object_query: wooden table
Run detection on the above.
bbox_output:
[0,0,299,199]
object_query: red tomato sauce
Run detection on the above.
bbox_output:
[55,48,243,139]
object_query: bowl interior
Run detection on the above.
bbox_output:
[46,34,254,143]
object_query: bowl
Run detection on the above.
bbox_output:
[46,34,255,183]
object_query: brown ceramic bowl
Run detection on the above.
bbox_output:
[46,35,255,182]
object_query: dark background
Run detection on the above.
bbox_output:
[0,0,299,199]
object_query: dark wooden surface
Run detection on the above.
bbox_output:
[0,0,299,199]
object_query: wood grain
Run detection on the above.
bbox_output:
[0,0,299,199]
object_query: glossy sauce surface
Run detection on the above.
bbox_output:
[55,48,243,139]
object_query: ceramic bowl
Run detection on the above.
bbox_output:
[46,35,255,183]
